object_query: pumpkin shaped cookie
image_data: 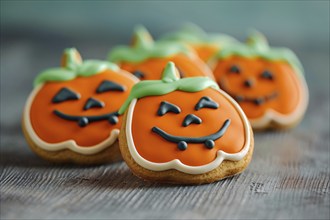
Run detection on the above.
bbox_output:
[118,62,253,184]
[159,23,238,62]
[22,48,139,164]
[210,32,309,130]
[108,25,214,80]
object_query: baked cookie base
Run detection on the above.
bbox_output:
[119,111,254,185]
[22,119,122,165]
[251,114,305,131]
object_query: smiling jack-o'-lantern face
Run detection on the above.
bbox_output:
[211,32,308,129]
[130,89,244,166]
[119,62,251,173]
[108,25,214,80]
[30,71,135,146]
[24,48,138,154]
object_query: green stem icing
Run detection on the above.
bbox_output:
[161,62,180,82]
[159,23,238,46]
[133,25,154,48]
[246,30,269,52]
[34,48,119,87]
[118,62,219,115]
[64,48,82,70]
[108,25,193,64]
[212,31,304,77]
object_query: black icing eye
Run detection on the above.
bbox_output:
[260,70,274,80]
[52,87,80,103]
[228,65,241,74]
[96,80,126,93]
[157,101,181,116]
[195,96,219,111]
[132,70,145,79]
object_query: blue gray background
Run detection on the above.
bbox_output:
[1,1,329,219]
[1,1,329,127]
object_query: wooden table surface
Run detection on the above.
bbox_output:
[1,44,329,219]
[1,2,329,219]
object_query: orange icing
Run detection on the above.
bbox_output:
[30,70,136,146]
[212,56,304,119]
[191,44,220,62]
[120,54,215,80]
[131,88,246,166]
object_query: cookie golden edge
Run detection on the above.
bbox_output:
[22,116,122,165]
[119,110,254,185]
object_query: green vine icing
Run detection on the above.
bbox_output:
[133,25,154,49]
[159,23,238,46]
[213,31,304,77]
[108,25,193,64]
[64,48,82,70]
[34,48,119,87]
[118,62,219,115]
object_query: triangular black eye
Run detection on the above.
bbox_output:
[195,96,219,110]
[83,98,104,110]
[228,65,240,74]
[52,87,80,103]
[132,70,145,79]
[96,80,126,93]
[260,70,274,80]
[157,101,181,116]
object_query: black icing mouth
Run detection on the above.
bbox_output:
[151,119,231,151]
[53,110,119,127]
[232,92,278,105]
[220,81,278,105]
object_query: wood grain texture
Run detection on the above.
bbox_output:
[1,6,330,218]
[1,123,329,219]
[1,65,329,220]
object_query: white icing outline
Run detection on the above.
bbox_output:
[125,89,251,175]
[23,70,139,155]
[249,77,309,129]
